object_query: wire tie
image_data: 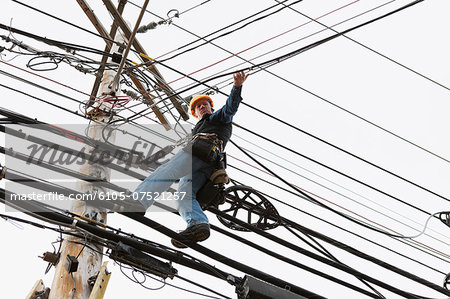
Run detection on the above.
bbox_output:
[71,219,78,228]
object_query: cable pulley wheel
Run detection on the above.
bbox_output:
[216,185,280,231]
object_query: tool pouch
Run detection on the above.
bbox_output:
[184,135,219,162]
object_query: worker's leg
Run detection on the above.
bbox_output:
[172,159,213,248]
[133,149,192,210]
[176,173,209,227]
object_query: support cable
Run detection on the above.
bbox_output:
[209,224,384,299]
[157,0,307,63]
[273,0,450,92]
[228,146,450,247]
[0,191,324,299]
[209,207,450,298]
[227,166,450,267]
[231,125,433,216]
[228,139,449,242]
[232,135,450,243]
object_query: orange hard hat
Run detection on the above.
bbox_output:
[189,95,214,118]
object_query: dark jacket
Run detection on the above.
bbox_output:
[192,86,243,148]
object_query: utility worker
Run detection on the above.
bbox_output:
[132,71,249,248]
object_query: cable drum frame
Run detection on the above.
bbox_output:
[214,184,281,232]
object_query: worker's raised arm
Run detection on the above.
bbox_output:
[211,71,249,123]
[233,71,249,87]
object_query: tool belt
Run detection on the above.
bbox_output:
[183,133,223,163]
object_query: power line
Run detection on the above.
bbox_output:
[132,0,450,170]
[209,207,447,299]
[156,0,307,63]
[273,0,450,92]
[227,163,450,266]
[228,138,450,262]
[1,115,448,298]
[7,1,450,185]
[1,191,325,298]
[5,102,448,268]
[231,125,434,216]
[210,224,385,299]
[10,0,124,49]
[0,83,81,117]
[231,144,450,246]
[0,209,231,299]
[5,112,448,269]
[4,89,450,264]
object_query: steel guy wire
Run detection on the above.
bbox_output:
[1,154,448,296]
[226,163,450,266]
[229,139,450,259]
[231,133,450,242]
[274,0,450,92]
[2,60,446,248]
[128,0,294,61]
[227,174,449,274]
[234,143,450,246]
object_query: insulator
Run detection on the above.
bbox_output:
[137,22,158,33]
[122,89,139,99]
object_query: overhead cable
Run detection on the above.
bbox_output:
[231,125,433,216]
[210,224,384,299]
[228,139,448,243]
[230,145,450,247]
[228,167,450,267]
[209,207,448,299]
[229,139,450,261]
[157,0,307,63]
[233,137,450,243]
[274,0,450,92]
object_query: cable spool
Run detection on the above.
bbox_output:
[216,185,280,231]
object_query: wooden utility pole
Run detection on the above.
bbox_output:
[48,0,152,296]
[48,46,120,299]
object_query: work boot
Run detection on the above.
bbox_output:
[171,223,210,248]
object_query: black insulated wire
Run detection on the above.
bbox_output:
[230,126,434,216]
[157,0,304,63]
[208,207,450,299]
[273,0,450,93]
[210,224,385,299]
[227,167,450,269]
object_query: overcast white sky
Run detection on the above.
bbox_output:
[1,0,450,298]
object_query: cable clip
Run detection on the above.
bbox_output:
[439,212,450,227]
[444,273,450,290]
[71,219,78,228]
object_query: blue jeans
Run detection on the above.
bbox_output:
[133,149,213,227]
